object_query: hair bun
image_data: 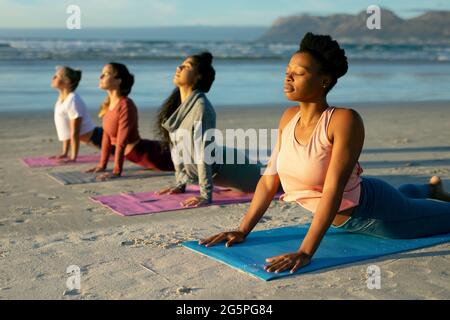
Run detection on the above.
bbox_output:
[299,32,348,79]
[128,73,135,87]
[199,52,213,65]
[75,69,82,81]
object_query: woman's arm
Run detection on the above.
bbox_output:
[86,123,110,173]
[156,126,190,196]
[196,106,216,203]
[180,101,216,207]
[113,100,136,175]
[50,141,69,159]
[238,173,281,235]
[98,127,111,169]
[300,109,364,256]
[265,108,365,273]
[69,117,82,161]
[61,140,70,157]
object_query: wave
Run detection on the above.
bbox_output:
[0,39,449,62]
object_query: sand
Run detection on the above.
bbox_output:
[0,101,449,299]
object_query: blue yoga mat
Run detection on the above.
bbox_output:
[182,225,450,281]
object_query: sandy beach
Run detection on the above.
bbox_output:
[0,101,449,300]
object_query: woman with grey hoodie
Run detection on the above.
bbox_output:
[155,52,263,207]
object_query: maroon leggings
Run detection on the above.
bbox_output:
[125,139,174,171]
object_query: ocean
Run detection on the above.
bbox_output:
[1,32,450,112]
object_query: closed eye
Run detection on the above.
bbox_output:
[286,71,305,76]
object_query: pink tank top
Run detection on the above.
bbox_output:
[272,106,363,213]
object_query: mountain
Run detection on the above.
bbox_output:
[259,9,450,44]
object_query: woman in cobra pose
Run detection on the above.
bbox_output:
[50,66,105,163]
[86,62,174,180]
[155,52,264,207]
[200,33,450,274]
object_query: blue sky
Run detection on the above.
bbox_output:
[0,0,449,28]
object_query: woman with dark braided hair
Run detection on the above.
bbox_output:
[200,33,450,274]
[155,52,263,207]
[86,62,174,180]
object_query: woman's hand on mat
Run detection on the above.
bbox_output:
[155,186,185,195]
[49,154,67,160]
[181,196,208,208]
[264,252,312,274]
[199,231,246,247]
[96,172,120,181]
[57,158,76,164]
[85,166,105,173]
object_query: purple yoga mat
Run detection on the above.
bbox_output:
[90,185,280,216]
[20,154,110,168]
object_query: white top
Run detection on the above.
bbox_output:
[54,92,96,141]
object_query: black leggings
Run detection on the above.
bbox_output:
[89,127,103,148]
[89,127,115,154]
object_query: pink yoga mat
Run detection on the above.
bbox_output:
[21,154,110,168]
[90,185,281,216]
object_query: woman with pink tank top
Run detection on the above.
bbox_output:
[200,32,450,275]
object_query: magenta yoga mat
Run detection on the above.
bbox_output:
[90,185,280,216]
[21,154,109,168]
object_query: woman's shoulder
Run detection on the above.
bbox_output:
[195,92,210,104]
[330,106,363,125]
[70,92,87,106]
[61,91,76,105]
[62,92,83,110]
[278,106,299,131]
[120,96,138,111]
[328,106,364,141]
[194,93,215,114]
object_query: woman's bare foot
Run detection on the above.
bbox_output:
[429,176,450,202]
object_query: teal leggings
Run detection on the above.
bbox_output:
[212,150,263,192]
[337,177,450,239]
